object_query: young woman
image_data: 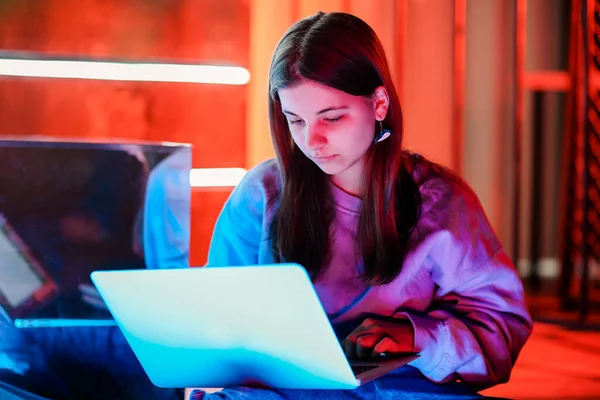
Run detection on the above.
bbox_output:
[195,11,532,399]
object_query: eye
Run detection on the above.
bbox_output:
[289,119,303,125]
[325,116,343,123]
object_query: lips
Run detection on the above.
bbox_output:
[313,155,336,162]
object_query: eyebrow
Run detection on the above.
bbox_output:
[282,106,349,117]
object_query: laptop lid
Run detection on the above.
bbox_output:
[91,264,359,390]
[0,215,60,324]
[0,139,192,326]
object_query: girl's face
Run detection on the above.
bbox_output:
[278,79,389,195]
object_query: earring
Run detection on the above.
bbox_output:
[374,120,392,143]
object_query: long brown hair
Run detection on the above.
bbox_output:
[268,12,420,285]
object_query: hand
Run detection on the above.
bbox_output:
[341,316,415,360]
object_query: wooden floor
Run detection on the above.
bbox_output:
[482,281,600,399]
[481,321,600,399]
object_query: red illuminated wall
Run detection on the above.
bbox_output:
[0,0,249,266]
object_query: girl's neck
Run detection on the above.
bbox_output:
[330,160,364,197]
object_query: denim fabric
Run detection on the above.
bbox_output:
[1,326,183,400]
[190,366,506,400]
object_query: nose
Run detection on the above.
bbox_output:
[304,125,327,151]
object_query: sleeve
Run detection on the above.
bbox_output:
[205,167,267,267]
[142,153,190,269]
[396,180,533,388]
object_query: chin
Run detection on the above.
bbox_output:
[314,162,346,176]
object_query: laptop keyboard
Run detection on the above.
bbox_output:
[351,364,379,375]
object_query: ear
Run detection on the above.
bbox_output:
[371,86,390,121]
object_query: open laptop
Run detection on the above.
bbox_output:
[90,264,419,389]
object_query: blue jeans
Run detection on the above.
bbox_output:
[1,325,504,400]
[1,325,183,400]
[191,366,503,400]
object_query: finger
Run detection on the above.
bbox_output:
[344,321,383,344]
[361,318,378,328]
[374,336,414,356]
[356,333,382,359]
[343,318,386,359]
[373,336,399,355]
[342,337,356,359]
